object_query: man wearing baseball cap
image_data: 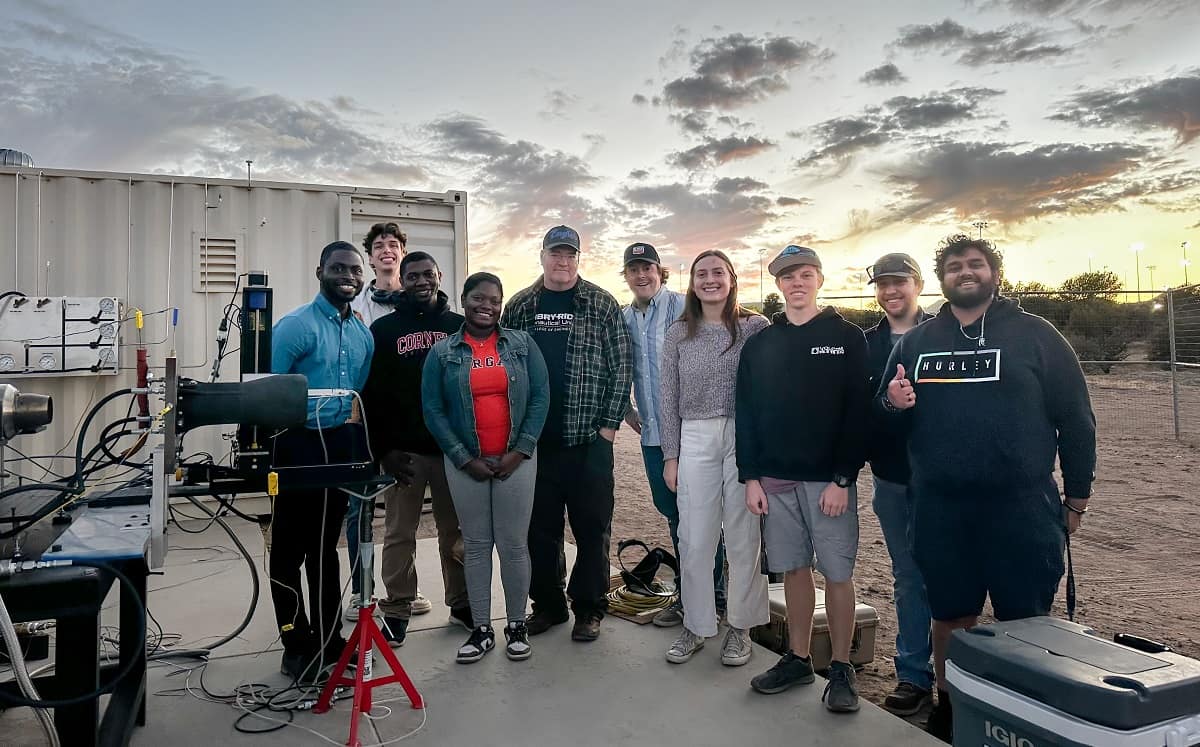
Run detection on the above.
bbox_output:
[864,252,935,716]
[500,225,633,642]
[737,244,870,713]
[620,242,727,627]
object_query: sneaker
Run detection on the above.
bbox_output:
[571,611,602,642]
[926,694,953,743]
[504,621,532,661]
[884,681,933,716]
[652,600,683,628]
[456,625,495,664]
[381,616,408,648]
[344,593,362,622]
[411,591,433,615]
[822,661,861,713]
[665,628,705,664]
[526,608,570,636]
[448,606,474,631]
[280,651,322,684]
[720,627,753,666]
[750,651,815,694]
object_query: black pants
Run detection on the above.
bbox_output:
[269,423,365,656]
[528,437,615,617]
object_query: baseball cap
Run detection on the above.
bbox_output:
[768,245,822,277]
[542,225,581,253]
[867,253,922,284]
[623,242,661,267]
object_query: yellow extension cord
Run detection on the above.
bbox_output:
[605,581,678,616]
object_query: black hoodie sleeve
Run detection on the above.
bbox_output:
[1036,319,1097,499]
[735,335,761,483]
[874,334,907,418]
[834,324,870,479]
[361,320,398,461]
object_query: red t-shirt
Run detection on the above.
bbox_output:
[467,332,511,457]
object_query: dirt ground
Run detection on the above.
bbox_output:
[418,369,1200,719]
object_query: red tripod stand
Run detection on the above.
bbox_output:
[313,485,424,746]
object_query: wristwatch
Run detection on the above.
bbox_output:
[833,474,853,489]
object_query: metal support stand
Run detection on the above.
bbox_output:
[313,481,423,746]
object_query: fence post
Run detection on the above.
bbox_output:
[1168,288,1180,440]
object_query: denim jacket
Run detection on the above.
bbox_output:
[421,326,550,467]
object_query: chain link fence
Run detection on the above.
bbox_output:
[823,288,1200,443]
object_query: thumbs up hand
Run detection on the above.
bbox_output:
[886,363,916,410]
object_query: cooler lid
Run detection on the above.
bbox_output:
[947,617,1200,730]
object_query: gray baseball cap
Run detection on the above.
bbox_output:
[867,253,922,284]
[768,245,822,276]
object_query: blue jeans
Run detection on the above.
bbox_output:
[642,445,726,610]
[872,477,934,690]
[345,498,362,596]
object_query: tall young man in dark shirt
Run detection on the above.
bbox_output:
[500,225,633,642]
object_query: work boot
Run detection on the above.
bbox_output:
[571,611,603,642]
[884,681,933,716]
[525,608,569,636]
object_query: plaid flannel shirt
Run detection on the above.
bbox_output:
[500,276,633,447]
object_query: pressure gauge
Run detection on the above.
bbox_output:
[0,354,14,371]
[98,298,115,314]
[98,348,116,366]
[99,322,117,340]
[38,354,56,370]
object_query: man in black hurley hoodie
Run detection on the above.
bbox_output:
[879,234,1096,742]
[737,245,870,714]
[362,251,471,647]
[864,253,935,716]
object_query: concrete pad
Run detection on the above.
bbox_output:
[2,500,937,746]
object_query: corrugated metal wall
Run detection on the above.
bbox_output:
[0,167,467,476]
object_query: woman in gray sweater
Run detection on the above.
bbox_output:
[660,249,770,667]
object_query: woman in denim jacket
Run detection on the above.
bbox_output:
[422,272,550,663]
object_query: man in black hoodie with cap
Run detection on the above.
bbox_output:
[737,244,870,714]
[878,234,1096,741]
[362,251,471,648]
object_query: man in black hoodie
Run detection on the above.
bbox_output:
[362,251,471,647]
[864,253,935,716]
[737,245,870,714]
[879,234,1096,741]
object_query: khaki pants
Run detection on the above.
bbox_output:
[378,452,469,619]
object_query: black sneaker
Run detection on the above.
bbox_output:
[571,610,602,642]
[456,625,496,664]
[525,608,569,636]
[884,681,933,716]
[822,661,861,713]
[750,651,815,694]
[504,621,532,661]
[382,616,408,648]
[926,694,953,743]
[448,606,474,631]
[280,651,322,684]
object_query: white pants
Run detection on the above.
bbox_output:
[677,417,769,637]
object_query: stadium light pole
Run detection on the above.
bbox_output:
[1183,241,1191,286]
[1088,252,1095,272]
[1146,264,1157,291]
[1131,242,1144,297]
[972,220,989,240]
[758,248,765,306]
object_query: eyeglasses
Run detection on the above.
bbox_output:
[544,252,579,264]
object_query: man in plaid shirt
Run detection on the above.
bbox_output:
[500,225,633,642]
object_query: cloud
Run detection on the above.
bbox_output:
[540,88,580,119]
[427,115,605,244]
[776,196,811,207]
[615,180,778,253]
[0,8,426,185]
[860,63,908,86]
[991,0,1190,15]
[669,111,711,135]
[629,169,650,180]
[632,93,650,105]
[661,33,833,110]
[797,87,1004,166]
[713,176,769,193]
[1050,71,1200,144]
[882,140,1151,223]
[667,135,777,170]
[894,19,1071,66]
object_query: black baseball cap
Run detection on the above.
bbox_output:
[768,245,822,276]
[623,242,661,267]
[867,253,922,284]
[542,225,581,252]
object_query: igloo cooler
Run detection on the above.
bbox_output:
[946,617,1200,747]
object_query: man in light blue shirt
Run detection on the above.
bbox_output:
[268,240,375,683]
[620,242,726,627]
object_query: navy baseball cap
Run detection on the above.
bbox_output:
[768,245,822,276]
[868,253,922,284]
[623,242,661,267]
[542,225,581,253]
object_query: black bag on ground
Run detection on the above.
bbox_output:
[617,539,679,597]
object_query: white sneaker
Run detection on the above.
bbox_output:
[411,591,432,615]
[720,627,752,666]
[665,628,705,664]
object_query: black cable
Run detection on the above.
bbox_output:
[0,560,146,709]
[71,388,135,491]
[210,493,260,524]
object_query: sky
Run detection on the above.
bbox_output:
[2,0,1199,300]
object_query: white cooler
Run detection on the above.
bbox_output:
[947,617,1200,747]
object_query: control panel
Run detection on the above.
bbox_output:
[0,296,121,376]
